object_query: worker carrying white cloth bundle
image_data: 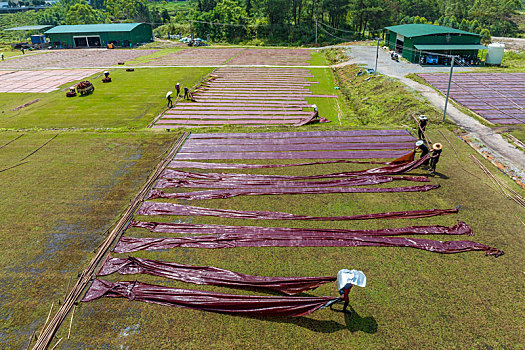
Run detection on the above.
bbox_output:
[336,269,366,313]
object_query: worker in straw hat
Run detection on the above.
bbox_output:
[429,143,443,174]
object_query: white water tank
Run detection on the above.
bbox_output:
[485,43,505,65]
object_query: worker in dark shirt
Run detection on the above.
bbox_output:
[166,91,173,108]
[430,143,443,174]
[184,87,190,100]
[418,115,428,140]
[415,140,430,165]
[175,83,180,96]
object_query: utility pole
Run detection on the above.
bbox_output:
[443,55,456,122]
[374,37,380,75]
[315,19,318,45]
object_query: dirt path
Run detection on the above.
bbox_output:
[491,37,525,51]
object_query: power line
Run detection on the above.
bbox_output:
[317,23,356,42]
[318,21,382,35]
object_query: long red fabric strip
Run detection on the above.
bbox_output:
[174,150,409,160]
[182,136,416,145]
[168,160,396,169]
[154,175,429,189]
[136,201,460,221]
[147,184,440,200]
[166,152,415,169]
[131,221,473,237]
[178,142,414,152]
[82,279,339,317]
[99,256,336,295]
[114,234,502,256]
[161,155,428,181]
[189,130,409,138]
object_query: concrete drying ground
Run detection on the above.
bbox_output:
[419,73,525,125]
[0,49,158,69]
[0,69,98,93]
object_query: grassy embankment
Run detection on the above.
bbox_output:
[334,64,442,129]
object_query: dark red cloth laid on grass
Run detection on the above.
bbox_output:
[82,279,339,317]
[181,135,415,146]
[154,175,429,189]
[114,233,503,256]
[175,150,409,160]
[179,142,413,152]
[131,221,473,236]
[136,201,460,221]
[188,130,409,138]
[99,256,336,295]
[147,184,440,200]
[161,155,428,181]
[168,160,394,169]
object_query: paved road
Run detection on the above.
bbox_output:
[343,45,472,77]
[345,45,525,183]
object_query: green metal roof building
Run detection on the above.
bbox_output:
[384,24,486,63]
[44,23,152,48]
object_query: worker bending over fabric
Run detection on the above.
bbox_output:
[312,104,319,120]
[415,140,429,165]
[417,115,428,140]
[430,143,443,174]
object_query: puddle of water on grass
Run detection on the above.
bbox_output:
[119,324,140,338]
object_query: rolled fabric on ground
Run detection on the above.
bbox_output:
[114,234,503,256]
[82,279,339,317]
[99,256,336,295]
[154,175,429,189]
[136,201,460,221]
[147,184,440,200]
[130,221,473,236]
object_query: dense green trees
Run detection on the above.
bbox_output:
[65,2,107,24]
[181,0,523,44]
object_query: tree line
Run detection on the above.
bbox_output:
[183,0,523,44]
[0,0,523,45]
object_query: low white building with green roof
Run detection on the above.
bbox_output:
[385,24,486,64]
[44,23,152,48]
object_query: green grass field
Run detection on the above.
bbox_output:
[38,127,524,349]
[0,45,524,349]
[0,131,173,348]
[0,67,211,129]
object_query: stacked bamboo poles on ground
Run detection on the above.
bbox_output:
[507,134,525,149]
[31,132,191,350]
[470,155,525,209]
